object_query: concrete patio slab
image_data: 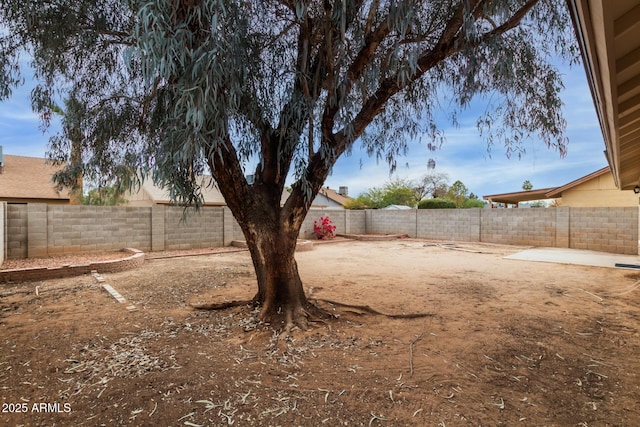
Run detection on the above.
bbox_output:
[505,247,640,269]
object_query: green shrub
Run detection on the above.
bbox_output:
[418,198,456,209]
[343,197,371,209]
[462,198,485,208]
[529,201,547,208]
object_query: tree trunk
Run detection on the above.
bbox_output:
[240,209,313,330]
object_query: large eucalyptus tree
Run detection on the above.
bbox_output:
[0,0,576,329]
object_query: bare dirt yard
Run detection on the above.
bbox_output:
[1,239,639,426]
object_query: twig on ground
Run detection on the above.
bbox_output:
[577,288,603,301]
[177,412,195,422]
[149,401,157,416]
[492,397,505,409]
[369,412,388,426]
[598,280,640,297]
[409,332,425,377]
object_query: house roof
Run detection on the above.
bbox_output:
[136,176,290,206]
[139,177,227,206]
[0,154,70,202]
[482,188,557,205]
[483,166,612,204]
[567,0,640,190]
[317,187,351,206]
[545,166,610,198]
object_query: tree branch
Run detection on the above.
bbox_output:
[207,131,250,222]
[336,0,541,145]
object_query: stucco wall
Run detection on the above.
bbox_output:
[561,173,639,207]
[311,193,344,208]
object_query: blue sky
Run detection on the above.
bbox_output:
[0,62,606,199]
[323,61,607,198]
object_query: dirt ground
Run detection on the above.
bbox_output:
[1,239,639,426]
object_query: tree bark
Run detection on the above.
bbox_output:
[237,199,314,330]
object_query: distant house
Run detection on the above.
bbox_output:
[0,148,71,204]
[124,176,290,207]
[382,204,412,210]
[125,177,226,206]
[126,179,352,209]
[312,186,352,209]
[483,167,638,207]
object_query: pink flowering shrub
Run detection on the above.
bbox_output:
[313,215,337,240]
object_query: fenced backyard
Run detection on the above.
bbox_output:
[1,203,638,263]
[1,239,639,426]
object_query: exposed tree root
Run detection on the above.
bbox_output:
[258,300,334,332]
[189,299,254,310]
[315,298,435,319]
[191,297,334,334]
[191,297,431,320]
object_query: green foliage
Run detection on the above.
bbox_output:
[0,0,580,322]
[343,197,372,210]
[418,198,456,209]
[357,187,386,209]
[529,201,547,208]
[446,180,469,208]
[462,198,486,208]
[0,0,577,213]
[355,178,418,209]
[381,178,418,208]
[82,185,127,206]
[522,180,533,191]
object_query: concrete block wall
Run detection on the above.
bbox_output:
[301,209,347,239]
[417,209,480,241]
[366,209,418,237]
[46,205,152,254]
[223,208,238,246]
[481,208,557,247]
[347,210,367,234]
[230,215,244,242]
[164,206,224,250]
[151,205,165,251]
[7,204,27,259]
[28,204,48,257]
[555,207,570,248]
[569,207,638,255]
[3,204,638,259]
[222,208,360,242]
